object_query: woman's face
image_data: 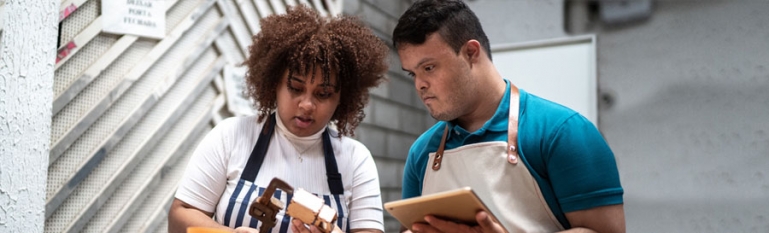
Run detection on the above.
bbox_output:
[276,67,341,137]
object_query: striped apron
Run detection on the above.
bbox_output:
[219,114,349,232]
[422,87,565,233]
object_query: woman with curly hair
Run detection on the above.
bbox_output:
[169,5,388,233]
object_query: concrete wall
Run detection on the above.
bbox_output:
[0,0,58,232]
[595,1,769,232]
[469,0,568,42]
[343,0,435,232]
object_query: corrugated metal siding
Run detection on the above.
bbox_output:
[47,0,342,232]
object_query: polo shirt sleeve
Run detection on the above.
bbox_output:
[402,144,423,199]
[545,113,624,213]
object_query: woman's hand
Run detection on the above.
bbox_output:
[234,226,260,233]
[169,199,233,233]
[290,219,324,233]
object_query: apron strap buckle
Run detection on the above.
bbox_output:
[507,145,518,165]
[432,126,450,170]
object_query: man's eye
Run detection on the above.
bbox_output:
[406,72,415,77]
[425,65,434,71]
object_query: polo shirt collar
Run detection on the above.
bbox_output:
[446,80,511,140]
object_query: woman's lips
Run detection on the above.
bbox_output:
[294,116,313,128]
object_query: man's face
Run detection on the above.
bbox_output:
[398,33,477,121]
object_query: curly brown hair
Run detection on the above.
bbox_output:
[243,5,388,136]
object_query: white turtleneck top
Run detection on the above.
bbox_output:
[175,113,384,231]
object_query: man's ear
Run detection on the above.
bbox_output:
[463,40,482,63]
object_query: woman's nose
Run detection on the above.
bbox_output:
[298,95,315,112]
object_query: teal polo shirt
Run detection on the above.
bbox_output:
[402,80,624,228]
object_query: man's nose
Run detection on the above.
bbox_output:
[414,75,428,91]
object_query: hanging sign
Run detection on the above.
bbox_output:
[102,0,165,39]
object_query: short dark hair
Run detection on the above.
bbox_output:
[393,0,492,60]
[244,5,388,136]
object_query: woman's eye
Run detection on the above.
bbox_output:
[288,85,302,93]
[316,92,333,99]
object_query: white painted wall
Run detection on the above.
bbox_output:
[0,0,58,231]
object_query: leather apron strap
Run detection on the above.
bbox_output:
[506,85,520,164]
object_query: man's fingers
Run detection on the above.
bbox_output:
[424,215,456,231]
[424,215,479,233]
[413,215,500,233]
[476,211,506,233]
[412,222,441,233]
[476,211,494,228]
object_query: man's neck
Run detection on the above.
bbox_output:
[454,74,506,133]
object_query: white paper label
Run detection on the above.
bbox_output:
[102,0,165,39]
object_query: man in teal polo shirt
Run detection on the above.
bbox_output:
[393,0,625,232]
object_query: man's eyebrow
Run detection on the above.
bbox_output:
[402,57,434,72]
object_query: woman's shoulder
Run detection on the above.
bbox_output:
[327,127,372,157]
[203,115,266,147]
[214,115,264,133]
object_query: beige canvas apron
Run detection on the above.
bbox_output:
[422,86,565,233]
